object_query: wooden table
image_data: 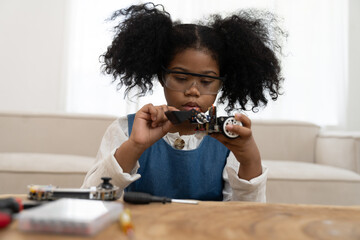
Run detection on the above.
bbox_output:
[1,195,360,240]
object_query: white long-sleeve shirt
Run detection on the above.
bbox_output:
[82,116,268,202]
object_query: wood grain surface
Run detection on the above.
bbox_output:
[1,196,360,240]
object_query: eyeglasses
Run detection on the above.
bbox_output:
[162,66,224,95]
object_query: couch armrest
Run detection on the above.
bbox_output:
[315,131,360,173]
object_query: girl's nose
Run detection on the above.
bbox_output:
[184,81,201,96]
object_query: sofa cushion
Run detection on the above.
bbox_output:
[316,131,360,174]
[252,120,320,163]
[0,112,115,157]
[264,160,360,205]
[0,153,95,194]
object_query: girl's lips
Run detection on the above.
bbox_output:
[183,106,197,111]
[182,103,201,111]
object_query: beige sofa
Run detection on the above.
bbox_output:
[1,112,360,205]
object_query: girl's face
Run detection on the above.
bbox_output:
[163,48,220,113]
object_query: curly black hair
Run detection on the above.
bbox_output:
[101,2,285,112]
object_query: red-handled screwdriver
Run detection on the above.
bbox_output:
[0,210,12,228]
[0,198,42,229]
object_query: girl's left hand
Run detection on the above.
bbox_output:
[211,113,262,180]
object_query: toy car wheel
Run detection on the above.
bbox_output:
[222,117,241,138]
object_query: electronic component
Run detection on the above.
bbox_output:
[28,177,120,201]
[165,106,242,138]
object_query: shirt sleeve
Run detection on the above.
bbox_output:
[81,117,141,191]
[222,152,268,202]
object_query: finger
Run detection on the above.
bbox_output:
[166,105,180,112]
[141,103,156,120]
[235,113,251,129]
[152,105,170,128]
[156,105,169,123]
[141,104,160,128]
[150,108,162,128]
[226,124,252,138]
[136,104,153,121]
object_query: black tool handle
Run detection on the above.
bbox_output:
[0,198,20,213]
[123,192,171,204]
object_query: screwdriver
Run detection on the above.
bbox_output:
[123,192,198,205]
[0,198,42,229]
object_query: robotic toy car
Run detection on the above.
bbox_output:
[165,106,242,139]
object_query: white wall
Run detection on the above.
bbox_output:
[346,0,360,131]
[0,0,67,113]
[0,0,360,130]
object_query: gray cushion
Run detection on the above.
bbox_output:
[264,160,360,205]
[0,153,95,194]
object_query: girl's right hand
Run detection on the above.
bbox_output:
[129,104,178,152]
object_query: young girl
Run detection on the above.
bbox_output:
[82,3,284,202]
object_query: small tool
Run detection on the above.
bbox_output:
[0,198,42,228]
[123,192,198,205]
